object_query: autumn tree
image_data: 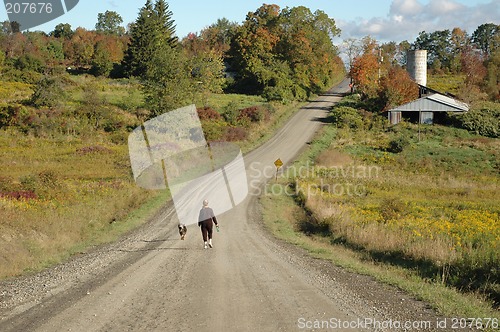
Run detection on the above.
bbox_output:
[461,46,487,86]
[279,6,342,97]
[229,4,281,94]
[228,4,342,101]
[379,67,419,110]
[91,40,113,76]
[200,18,238,54]
[449,27,469,73]
[350,38,380,99]
[181,33,226,106]
[64,28,95,67]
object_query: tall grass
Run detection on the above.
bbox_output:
[0,129,159,278]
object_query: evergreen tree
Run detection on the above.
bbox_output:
[122,0,178,78]
[122,0,155,77]
[153,0,178,47]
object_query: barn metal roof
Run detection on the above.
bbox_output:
[389,93,469,112]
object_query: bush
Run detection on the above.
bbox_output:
[237,106,270,123]
[0,190,37,200]
[451,105,500,138]
[200,120,226,141]
[387,135,411,153]
[0,104,17,128]
[224,126,247,141]
[379,197,408,222]
[30,76,66,108]
[329,106,364,129]
[14,54,46,73]
[222,101,240,125]
[262,85,294,103]
[197,107,222,121]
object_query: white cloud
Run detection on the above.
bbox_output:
[428,0,464,15]
[340,0,500,43]
[394,15,404,23]
[390,0,423,16]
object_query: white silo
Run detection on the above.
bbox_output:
[407,50,427,87]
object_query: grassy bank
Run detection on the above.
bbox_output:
[259,186,499,320]
[0,129,164,278]
[259,93,499,318]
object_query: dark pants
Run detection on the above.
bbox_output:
[199,219,213,242]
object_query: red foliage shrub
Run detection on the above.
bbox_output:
[237,106,271,124]
[224,126,248,141]
[0,190,38,200]
[197,107,222,121]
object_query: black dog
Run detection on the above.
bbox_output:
[178,224,187,240]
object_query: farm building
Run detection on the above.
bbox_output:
[387,50,469,125]
[387,91,470,125]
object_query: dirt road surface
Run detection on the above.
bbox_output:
[0,80,458,331]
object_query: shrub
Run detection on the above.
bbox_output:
[14,54,46,73]
[387,134,411,153]
[30,76,66,108]
[329,106,364,129]
[38,170,60,188]
[262,85,294,103]
[222,102,240,125]
[76,145,112,155]
[197,107,222,121]
[451,106,500,138]
[379,197,408,222]
[237,106,269,123]
[224,126,247,141]
[200,120,226,141]
[0,190,37,200]
[0,104,17,128]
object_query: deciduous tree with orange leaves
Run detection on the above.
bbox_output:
[350,39,380,99]
[379,67,419,111]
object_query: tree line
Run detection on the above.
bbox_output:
[0,1,345,116]
[1,0,499,116]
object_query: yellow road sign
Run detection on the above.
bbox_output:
[274,158,283,168]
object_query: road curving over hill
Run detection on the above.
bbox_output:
[0,79,461,331]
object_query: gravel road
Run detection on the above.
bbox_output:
[0,80,466,331]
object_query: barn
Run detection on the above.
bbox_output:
[387,91,469,125]
[388,50,470,125]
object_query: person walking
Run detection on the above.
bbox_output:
[198,199,219,249]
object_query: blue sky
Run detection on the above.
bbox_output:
[1,0,498,43]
